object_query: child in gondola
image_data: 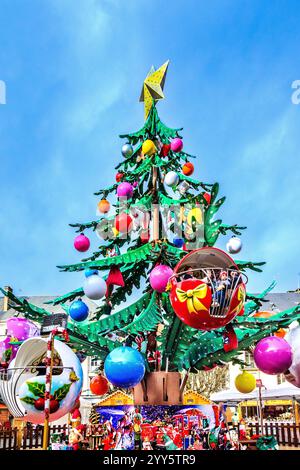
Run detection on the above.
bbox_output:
[212,271,230,307]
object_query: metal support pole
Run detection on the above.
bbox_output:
[42,334,54,450]
[258,384,264,435]
[42,327,69,450]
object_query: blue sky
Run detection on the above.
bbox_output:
[0,0,299,297]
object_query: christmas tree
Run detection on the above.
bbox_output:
[3,61,300,381]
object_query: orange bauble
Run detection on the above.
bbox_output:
[253,311,274,318]
[274,328,287,338]
[182,162,194,176]
[98,199,110,214]
[90,375,109,396]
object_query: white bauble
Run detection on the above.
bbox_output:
[164,171,179,187]
[226,237,242,254]
[284,326,300,388]
[83,275,107,300]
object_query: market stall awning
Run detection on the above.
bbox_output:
[211,383,300,405]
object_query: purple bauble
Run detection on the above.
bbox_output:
[253,336,292,375]
[74,233,90,252]
[6,317,39,341]
[149,264,173,293]
[117,182,133,198]
[170,138,183,153]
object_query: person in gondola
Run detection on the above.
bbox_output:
[180,267,195,281]
[200,269,212,284]
[212,271,230,307]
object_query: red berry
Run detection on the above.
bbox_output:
[34,398,45,411]
[49,399,59,413]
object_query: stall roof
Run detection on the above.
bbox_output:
[211,383,300,404]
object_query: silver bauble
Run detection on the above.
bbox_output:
[83,275,107,300]
[178,181,190,195]
[226,237,242,254]
[121,143,133,158]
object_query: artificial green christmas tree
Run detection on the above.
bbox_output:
[2,62,300,398]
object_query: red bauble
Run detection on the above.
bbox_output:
[182,162,194,176]
[115,213,133,233]
[115,172,124,183]
[169,279,246,331]
[90,375,109,396]
[203,192,211,204]
[160,144,171,157]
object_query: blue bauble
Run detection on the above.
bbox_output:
[104,346,145,388]
[69,299,89,322]
[173,237,184,248]
[85,268,98,277]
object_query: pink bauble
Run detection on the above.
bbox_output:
[133,181,138,188]
[253,336,292,375]
[6,318,39,341]
[149,265,173,293]
[117,182,134,198]
[170,138,183,153]
[74,234,90,252]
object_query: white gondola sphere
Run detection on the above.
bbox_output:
[121,143,133,158]
[284,326,300,388]
[164,171,179,187]
[226,237,242,254]
[83,275,107,300]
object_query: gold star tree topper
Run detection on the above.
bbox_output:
[139,60,169,120]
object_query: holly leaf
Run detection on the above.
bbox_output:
[20,396,36,405]
[26,381,46,398]
[53,383,72,402]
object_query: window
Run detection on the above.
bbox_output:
[277,374,286,385]
[91,358,102,368]
[244,352,255,369]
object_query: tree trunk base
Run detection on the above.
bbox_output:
[133,372,184,405]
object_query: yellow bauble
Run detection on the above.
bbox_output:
[187,207,203,226]
[235,370,256,394]
[142,139,156,156]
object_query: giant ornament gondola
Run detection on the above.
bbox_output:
[284,326,300,387]
[169,247,247,330]
[0,337,83,424]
